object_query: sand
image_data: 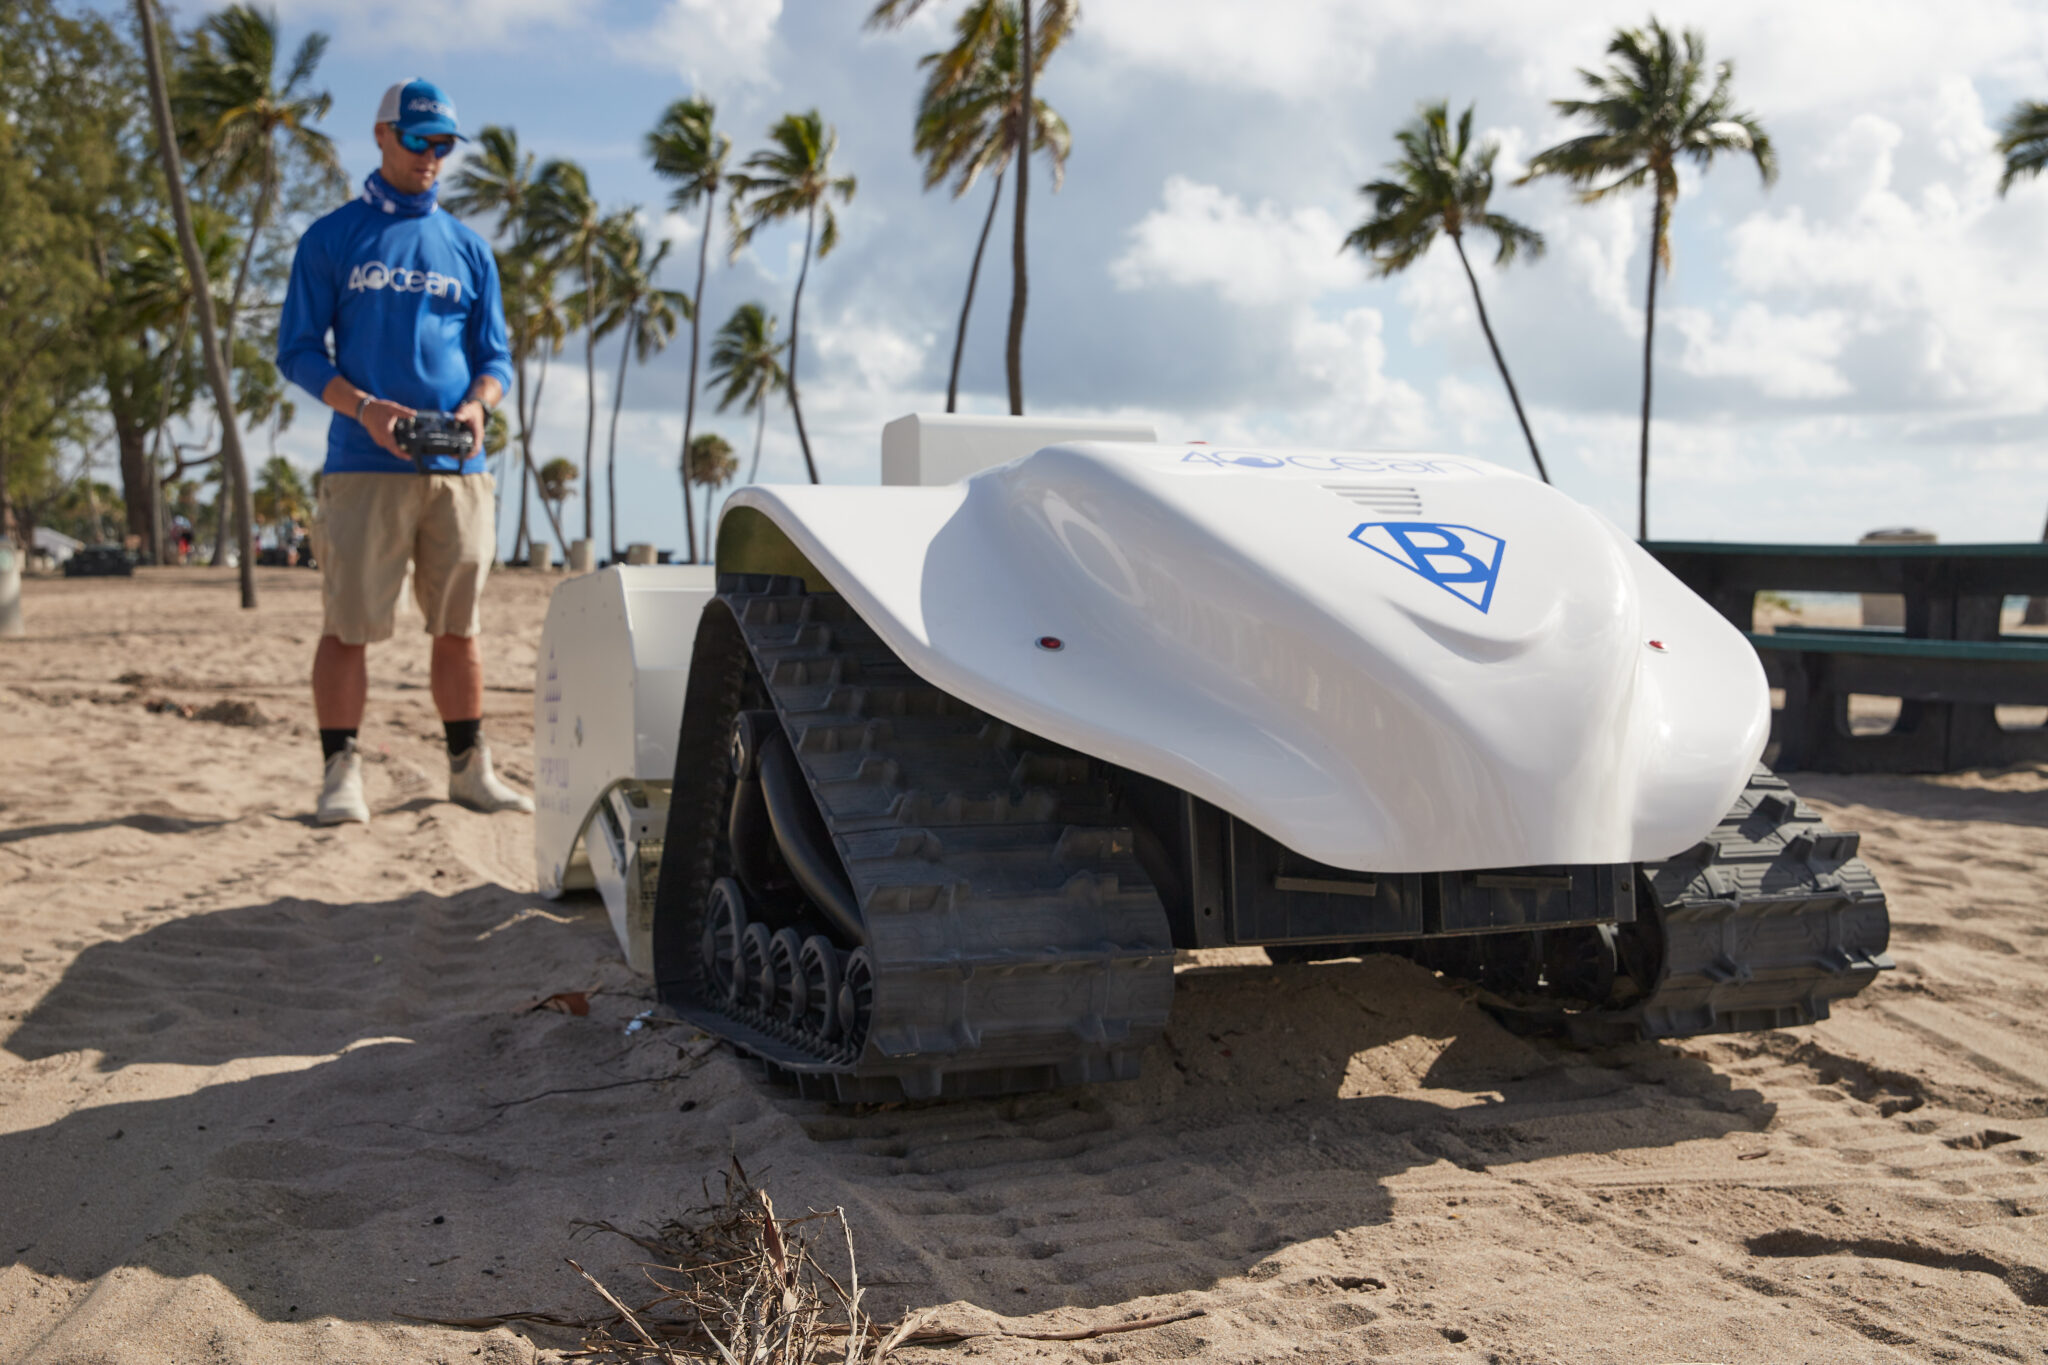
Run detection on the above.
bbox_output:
[1,566,2044,1365]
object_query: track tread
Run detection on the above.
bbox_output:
[1611,767,1892,1039]
[668,578,1176,1101]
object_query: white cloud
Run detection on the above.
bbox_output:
[1110,177,1363,308]
[274,0,582,49]
[626,0,784,87]
[1079,0,2048,116]
[1670,303,1854,400]
[813,314,933,394]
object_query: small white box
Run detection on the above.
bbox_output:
[881,412,1157,486]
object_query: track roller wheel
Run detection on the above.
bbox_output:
[739,922,774,1012]
[799,936,843,1041]
[767,927,805,1024]
[838,947,875,1053]
[701,878,747,1005]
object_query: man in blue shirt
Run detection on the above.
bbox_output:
[277,78,530,825]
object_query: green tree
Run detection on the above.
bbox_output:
[1346,101,1549,483]
[252,452,308,531]
[527,158,609,544]
[445,124,557,558]
[537,455,578,529]
[172,4,343,364]
[138,0,256,603]
[646,96,730,562]
[872,0,1076,414]
[729,110,855,485]
[588,217,687,559]
[499,246,569,556]
[707,302,788,484]
[914,0,1070,413]
[1523,19,1774,538]
[0,1,133,549]
[685,430,738,550]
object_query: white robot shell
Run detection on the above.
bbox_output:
[713,440,1769,875]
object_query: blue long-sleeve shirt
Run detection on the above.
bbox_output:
[276,190,513,475]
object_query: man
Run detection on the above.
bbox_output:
[277,78,531,825]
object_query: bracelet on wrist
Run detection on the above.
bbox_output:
[353,393,372,423]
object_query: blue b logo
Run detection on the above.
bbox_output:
[1349,522,1505,613]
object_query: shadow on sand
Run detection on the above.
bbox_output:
[2,892,1773,1337]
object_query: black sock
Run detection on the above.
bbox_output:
[444,718,481,758]
[320,728,357,760]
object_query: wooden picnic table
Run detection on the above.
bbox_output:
[1645,541,2048,772]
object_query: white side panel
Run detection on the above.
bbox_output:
[535,567,715,966]
[881,413,1156,486]
[724,442,1767,873]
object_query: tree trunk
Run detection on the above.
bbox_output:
[581,240,598,542]
[748,397,767,483]
[606,315,632,561]
[529,343,564,553]
[948,169,1005,413]
[511,349,531,562]
[1450,235,1548,485]
[786,205,819,483]
[138,0,255,607]
[1004,0,1033,417]
[680,193,713,562]
[141,302,191,564]
[220,140,274,363]
[115,409,154,548]
[1638,193,1665,542]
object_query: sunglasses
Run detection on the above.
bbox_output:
[394,128,456,158]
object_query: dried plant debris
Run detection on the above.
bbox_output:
[411,1160,1203,1362]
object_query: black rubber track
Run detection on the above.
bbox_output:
[650,575,1177,1102]
[1591,766,1893,1041]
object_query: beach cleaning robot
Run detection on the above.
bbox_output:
[535,415,1890,1101]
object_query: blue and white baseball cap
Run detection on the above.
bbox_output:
[375,78,465,140]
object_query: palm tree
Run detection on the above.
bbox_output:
[537,456,578,529]
[498,247,569,557]
[1997,101,2048,193]
[252,454,308,533]
[446,127,549,557]
[113,213,238,560]
[1995,101,2048,618]
[136,0,256,608]
[685,431,739,550]
[729,111,856,484]
[172,4,344,362]
[914,1,1071,412]
[1345,102,1549,483]
[707,303,789,484]
[590,218,687,560]
[647,97,731,563]
[872,0,1076,414]
[444,124,535,227]
[527,158,608,541]
[1523,19,1774,538]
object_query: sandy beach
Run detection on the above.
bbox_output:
[2,566,2044,1364]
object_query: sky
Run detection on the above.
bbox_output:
[192,0,2048,555]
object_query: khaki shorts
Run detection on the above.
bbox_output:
[315,472,495,644]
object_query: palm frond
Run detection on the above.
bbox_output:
[1998,100,2048,194]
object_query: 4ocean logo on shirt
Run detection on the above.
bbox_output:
[346,260,464,302]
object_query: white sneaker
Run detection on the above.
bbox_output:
[449,741,534,814]
[316,740,370,825]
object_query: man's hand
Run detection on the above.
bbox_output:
[452,398,487,456]
[360,398,417,457]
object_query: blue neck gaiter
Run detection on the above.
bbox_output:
[362,169,438,218]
